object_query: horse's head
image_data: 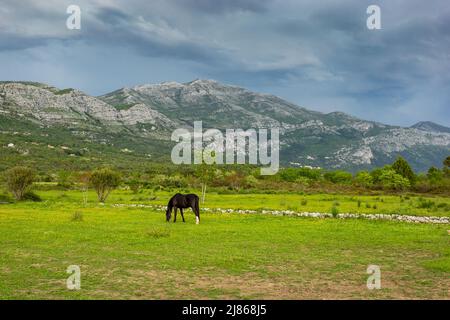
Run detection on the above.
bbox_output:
[165,207,172,222]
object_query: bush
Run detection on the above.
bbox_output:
[71,211,83,222]
[0,193,14,203]
[279,168,322,182]
[22,191,42,202]
[417,199,435,209]
[300,199,308,206]
[354,171,373,188]
[4,166,35,200]
[90,168,121,203]
[378,168,411,191]
[146,227,170,239]
[127,179,143,194]
[331,206,339,217]
[444,156,450,168]
[436,203,450,210]
[427,167,443,183]
[56,170,73,189]
[245,175,259,188]
[324,171,353,184]
[152,174,187,188]
[370,166,390,184]
[295,176,310,187]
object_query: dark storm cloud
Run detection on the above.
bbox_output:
[0,0,449,126]
[90,7,234,66]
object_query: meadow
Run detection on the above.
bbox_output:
[0,188,449,299]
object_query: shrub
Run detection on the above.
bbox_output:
[331,206,339,217]
[417,199,435,209]
[5,166,35,200]
[354,171,373,188]
[378,169,411,190]
[279,168,322,182]
[436,203,450,210]
[146,227,170,239]
[71,211,83,222]
[90,168,121,203]
[127,179,143,194]
[295,176,310,187]
[427,166,443,183]
[300,199,308,206]
[56,170,73,189]
[0,193,13,203]
[22,191,42,202]
[245,175,259,188]
[324,171,353,184]
[357,199,361,208]
[443,156,450,168]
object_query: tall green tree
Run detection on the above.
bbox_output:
[196,161,216,204]
[392,156,416,183]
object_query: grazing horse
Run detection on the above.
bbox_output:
[166,193,200,224]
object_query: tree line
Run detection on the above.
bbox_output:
[1,156,449,203]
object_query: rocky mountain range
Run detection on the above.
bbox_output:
[0,80,449,172]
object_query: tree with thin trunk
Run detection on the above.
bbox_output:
[89,168,121,203]
[77,171,91,206]
[196,161,216,204]
[5,166,35,200]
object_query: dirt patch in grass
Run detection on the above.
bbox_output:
[89,266,449,300]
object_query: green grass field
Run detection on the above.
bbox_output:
[0,189,449,299]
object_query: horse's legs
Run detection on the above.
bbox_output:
[193,202,200,225]
[180,208,185,222]
[173,207,177,223]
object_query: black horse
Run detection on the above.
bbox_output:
[166,193,200,224]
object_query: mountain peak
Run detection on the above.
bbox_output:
[186,79,219,85]
[411,121,450,134]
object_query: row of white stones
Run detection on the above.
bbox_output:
[110,203,450,224]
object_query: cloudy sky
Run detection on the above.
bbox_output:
[1,0,449,126]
